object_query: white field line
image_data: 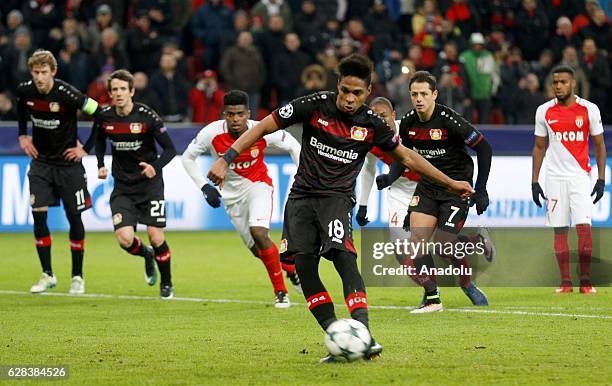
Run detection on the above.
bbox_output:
[1,290,611,320]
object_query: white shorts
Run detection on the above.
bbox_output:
[387,180,417,228]
[544,176,592,227]
[225,182,273,248]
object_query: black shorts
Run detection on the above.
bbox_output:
[110,177,166,230]
[280,196,356,260]
[408,182,469,234]
[28,160,91,214]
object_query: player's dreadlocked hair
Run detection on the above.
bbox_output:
[108,69,134,90]
[338,54,373,85]
[551,65,575,78]
[224,90,249,106]
[409,71,437,91]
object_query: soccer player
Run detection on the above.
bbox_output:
[531,65,606,294]
[377,71,493,313]
[356,97,420,231]
[182,90,302,308]
[94,69,177,299]
[207,54,473,362]
[17,50,100,295]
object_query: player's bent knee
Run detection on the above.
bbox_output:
[147,227,165,247]
[115,227,134,248]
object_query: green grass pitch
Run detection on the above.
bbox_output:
[0,231,610,385]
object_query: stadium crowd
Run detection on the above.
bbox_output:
[0,0,610,125]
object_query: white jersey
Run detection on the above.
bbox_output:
[182,119,300,205]
[535,96,603,179]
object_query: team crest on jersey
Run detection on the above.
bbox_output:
[278,104,293,119]
[575,116,584,128]
[350,126,367,141]
[279,239,288,253]
[130,123,143,134]
[30,194,35,205]
[113,213,123,225]
[49,102,60,112]
[410,196,420,207]
[430,129,442,140]
[250,147,259,158]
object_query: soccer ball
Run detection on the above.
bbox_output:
[324,318,372,361]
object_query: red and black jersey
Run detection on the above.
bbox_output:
[94,103,174,183]
[17,79,89,166]
[399,103,483,189]
[272,91,398,200]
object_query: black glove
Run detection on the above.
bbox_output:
[531,182,546,207]
[591,179,605,204]
[356,205,369,226]
[402,211,410,232]
[470,189,490,215]
[376,174,392,190]
[201,183,221,208]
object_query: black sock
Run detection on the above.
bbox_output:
[121,236,149,257]
[153,241,172,286]
[33,211,52,275]
[331,251,369,329]
[67,213,85,277]
[295,253,336,330]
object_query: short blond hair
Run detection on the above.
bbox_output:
[27,49,57,72]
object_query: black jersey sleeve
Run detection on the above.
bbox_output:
[94,117,106,168]
[271,92,328,129]
[147,108,176,173]
[16,84,28,136]
[58,80,89,111]
[372,115,399,152]
[442,106,484,148]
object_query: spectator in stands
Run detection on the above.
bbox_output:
[310,0,338,22]
[460,32,499,124]
[443,0,480,38]
[6,10,24,40]
[547,45,590,99]
[438,71,467,116]
[515,0,549,62]
[93,28,129,73]
[256,14,286,110]
[579,8,611,51]
[579,37,611,122]
[0,91,17,120]
[294,1,325,58]
[272,33,311,105]
[515,73,546,124]
[133,71,162,114]
[363,1,400,44]
[219,31,266,117]
[252,0,293,32]
[161,40,188,77]
[86,64,112,107]
[296,64,328,97]
[57,36,95,92]
[498,47,529,124]
[412,0,440,36]
[528,49,555,93]
[433,40,470,104]
[20,0,64,48]
[150,52,190,122]
[220,10,250,58]
[343,19,373,57]
[136,0,173,38]
[126,10,162,75]
[387,58,416,117]
[85,4,123,54]
[375,48,404,84]
[3,26,35,92]
[550,16,580,62]
[438,19,467,53]
[192,0,233,71]
[189,70,225,124]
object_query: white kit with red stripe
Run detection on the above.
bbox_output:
[535,96,603,179]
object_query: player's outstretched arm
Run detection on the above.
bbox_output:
[208,114,279,186]
[387,144,473,198]
[531,136,547,207]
